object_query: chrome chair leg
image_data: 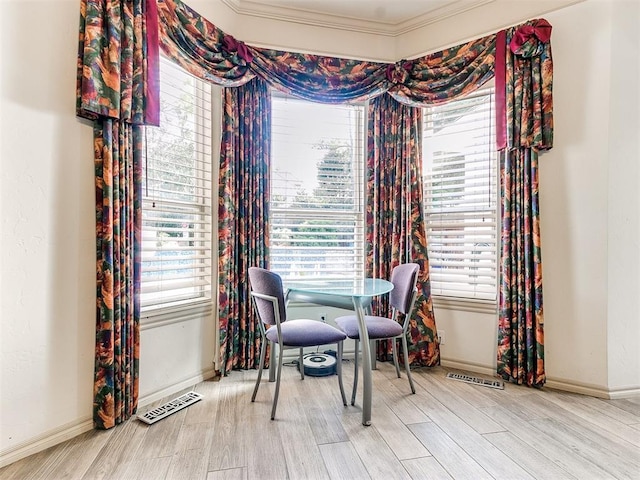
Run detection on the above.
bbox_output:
[252,333,267,402]
[299,347,304,380]
[337,342,347,406]
[351,339,359,406]
[392,338,401,378]
[371,339,377,370]
[401,334,416,394]
[271,342,284,420]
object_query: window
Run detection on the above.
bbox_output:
[141,58,213,310]
[422,87,498,301]
[270,95,365,284]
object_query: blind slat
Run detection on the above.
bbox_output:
[423,87,498,302]
[141,57,213,309]
[270,95,365,283]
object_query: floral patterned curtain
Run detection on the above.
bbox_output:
[156,0,496,106]
[218,79,271,374]
[76,0,159,428]
[387,35,496,107]
[495,20,553,387]
[367,94,440,367]
[248,49,388,103]
[92,122,143,429]
[157,0,255,87]
[154,0,554,378]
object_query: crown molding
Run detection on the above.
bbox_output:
[395,0,496,36]
[398,0,585,60]
[220,0,495,37]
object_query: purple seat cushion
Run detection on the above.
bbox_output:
[265,319,347,347]
[335,315,403,340]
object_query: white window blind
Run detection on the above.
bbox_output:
[270,95,365,284]
[422,87,498,301]
[141,58,213,310]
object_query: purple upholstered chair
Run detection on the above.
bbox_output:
[335,263,420,405]
[248,267,347,420]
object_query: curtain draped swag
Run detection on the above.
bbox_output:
[156,0,554,379]
[495,19,553,387]
[156,0,496,106]
[218,79,271,375]
[154,0,518,371]
[76,0,159,429]
[77,0,554,409]
[367,95,439,366]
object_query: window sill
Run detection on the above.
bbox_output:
[141,300,214,330]
[431,295,497,314]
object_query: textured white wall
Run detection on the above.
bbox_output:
[139,312,216,401]
[605,0,640,393]
[544,0,639,394]
[1,0,96,457]
[541,1,613,391]
[431,308,498,374]
[1,0,637,467]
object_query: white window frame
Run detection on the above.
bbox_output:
[269,94,366,286]
[140,57,214,317]
[422,85,499,310]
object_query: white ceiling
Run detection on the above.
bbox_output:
[220,0,494,35]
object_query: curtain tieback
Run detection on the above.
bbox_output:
[222,34,254,63]
[386,60,412,84]
[510,19,552,57]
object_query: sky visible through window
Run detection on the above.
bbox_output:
[272,96,358,194]
[270,96,364,282]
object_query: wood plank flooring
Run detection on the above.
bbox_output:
[2,362,639,480]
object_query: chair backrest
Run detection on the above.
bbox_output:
[389,263,420,314]
[248,267,287,326]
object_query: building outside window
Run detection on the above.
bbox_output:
[141,58,213,311]
[422,86,498,302]
[270,95,365,285]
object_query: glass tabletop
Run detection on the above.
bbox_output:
[285,278,393,298]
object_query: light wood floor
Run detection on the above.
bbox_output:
[2,362,639,480]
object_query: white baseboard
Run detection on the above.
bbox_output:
[0,417,93,469]
[441,357,640,399]
[0,368,218,470]
[544,378,640,399]
[606,386,640,399]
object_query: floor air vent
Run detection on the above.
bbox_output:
[446,372,504,390]
[137,391,203,425]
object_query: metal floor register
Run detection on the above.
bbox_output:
[137,391,203,425]
[446,372,504,390]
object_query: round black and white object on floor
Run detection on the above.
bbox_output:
[301,353,336,376]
